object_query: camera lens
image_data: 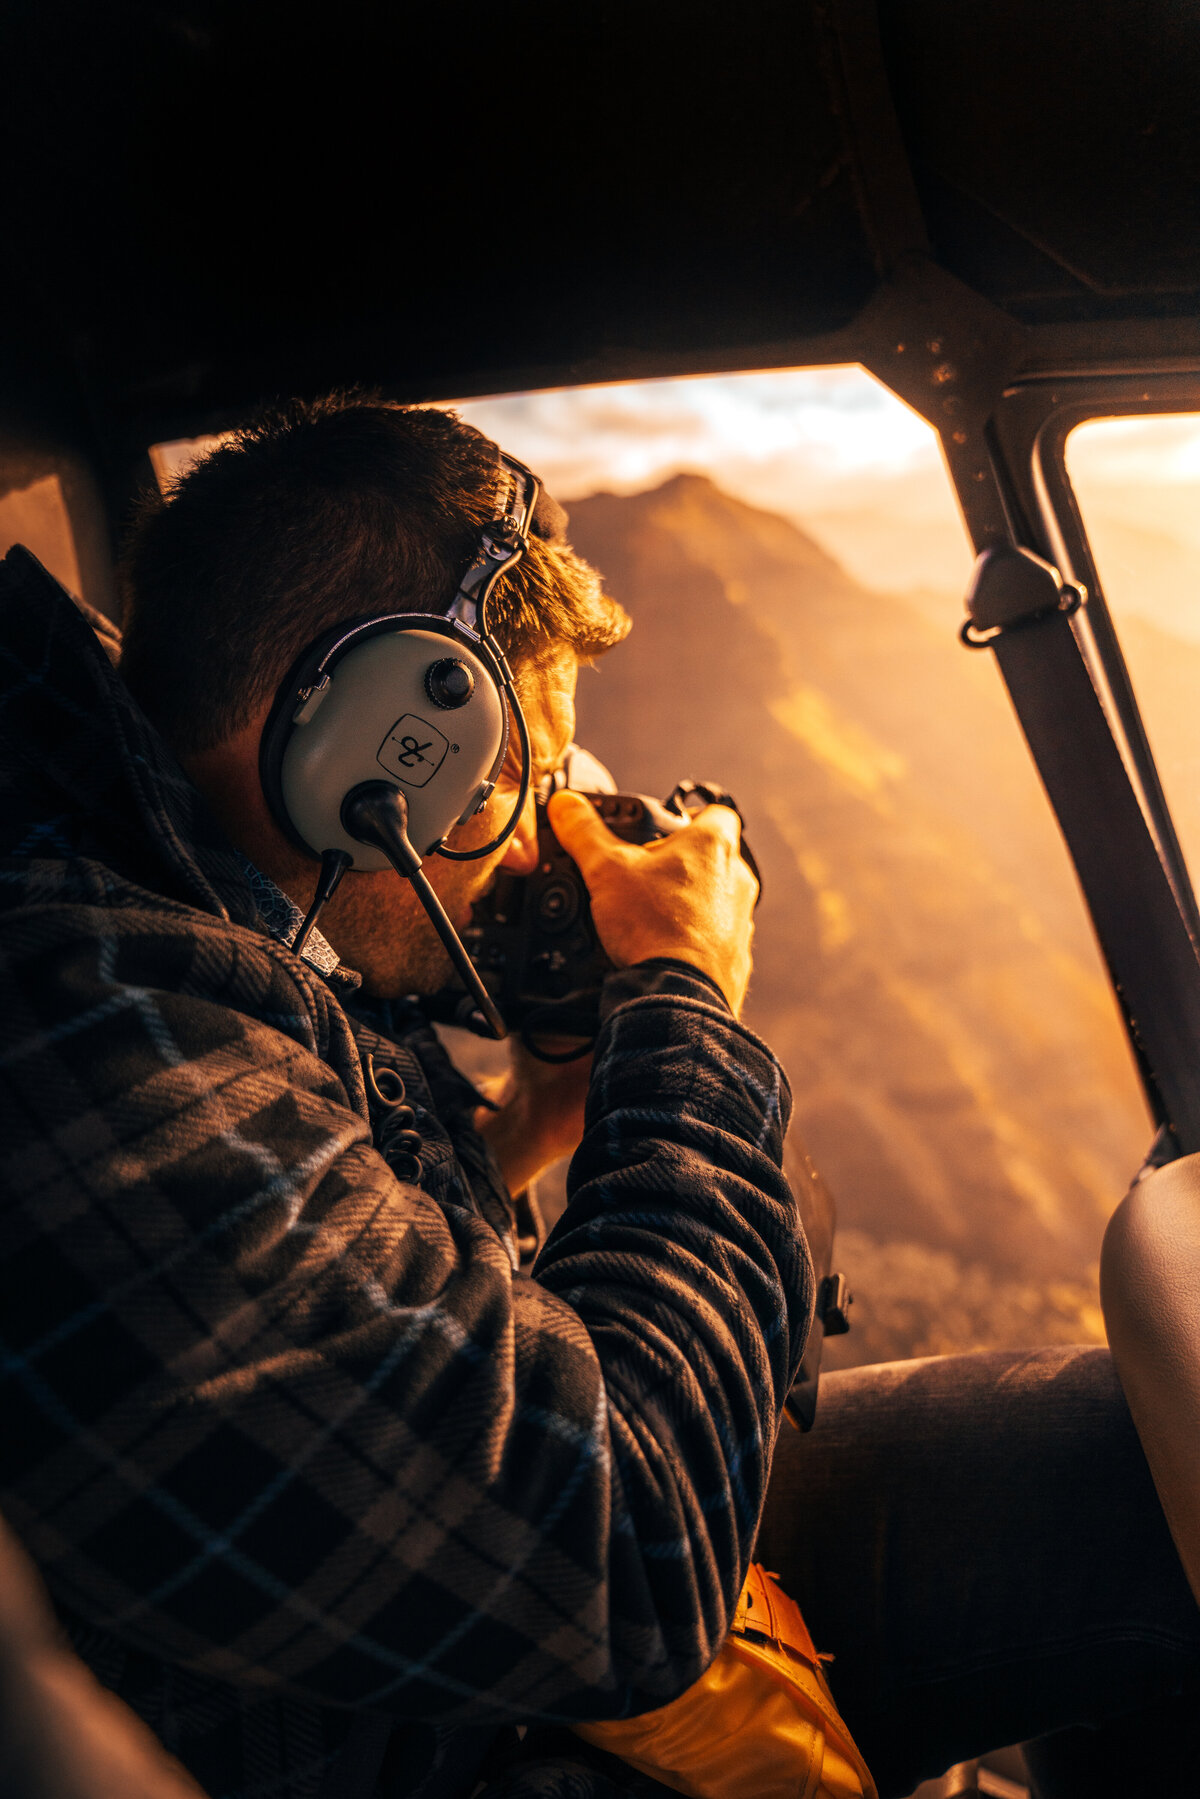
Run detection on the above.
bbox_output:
[536,880,579,932]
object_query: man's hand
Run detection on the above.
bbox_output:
[547,790,758,1016]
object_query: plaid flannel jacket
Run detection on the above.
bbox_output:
[0,548,812,1799]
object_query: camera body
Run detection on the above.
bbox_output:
[427,745,757,1048]
[462,785,693,1043]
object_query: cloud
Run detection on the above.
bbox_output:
[451,366,941,503]
[450,369,974,594]
[452,371,1200,602]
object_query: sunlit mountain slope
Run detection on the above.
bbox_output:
[566,474,1150,1364]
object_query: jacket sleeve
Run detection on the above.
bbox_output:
[0,906,813,1728]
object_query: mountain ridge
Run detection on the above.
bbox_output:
[561,474,1149,1363]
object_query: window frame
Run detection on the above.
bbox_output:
[977,371,1200,1144]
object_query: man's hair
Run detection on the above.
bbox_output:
[119,394,630,757]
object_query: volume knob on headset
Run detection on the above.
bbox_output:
[425,658,475,709]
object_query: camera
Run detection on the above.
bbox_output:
[426,749,845,1419]
[428,746,759,1054]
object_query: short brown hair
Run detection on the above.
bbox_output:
[119,394,629,756]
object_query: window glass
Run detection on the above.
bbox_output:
[1067,415,1200,897]
[0,450,119,618]
[453,370,1148,1367]
[149,436,226,487]
[0,472,83,595]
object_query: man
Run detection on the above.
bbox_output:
[0,396,806,1799]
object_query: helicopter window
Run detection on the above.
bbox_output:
[0,456,118,619]
[150,378,1164,1372]
[1066,414,1200,898]
[405,365,1147,1372]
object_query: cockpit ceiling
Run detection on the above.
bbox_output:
[882,1,1200,319]
[0,0,1197,440]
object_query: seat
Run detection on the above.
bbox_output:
[1102,1150,1200,1606]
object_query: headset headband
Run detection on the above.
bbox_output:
[447,454,540,637]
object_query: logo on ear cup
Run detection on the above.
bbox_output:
[377,714,450,787]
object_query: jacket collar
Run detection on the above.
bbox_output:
[0,544,261,930]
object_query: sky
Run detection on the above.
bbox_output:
[1067,415,1200,644]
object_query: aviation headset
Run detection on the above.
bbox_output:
[258,450,548,1038]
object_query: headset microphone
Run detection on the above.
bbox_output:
[259,449,545,1039]
[341,782,506,1039]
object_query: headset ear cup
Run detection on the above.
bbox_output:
[260,618,509,867]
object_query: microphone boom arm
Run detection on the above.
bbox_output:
[340,781,507,1041]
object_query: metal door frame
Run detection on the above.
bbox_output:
[952,369,1200,1151]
